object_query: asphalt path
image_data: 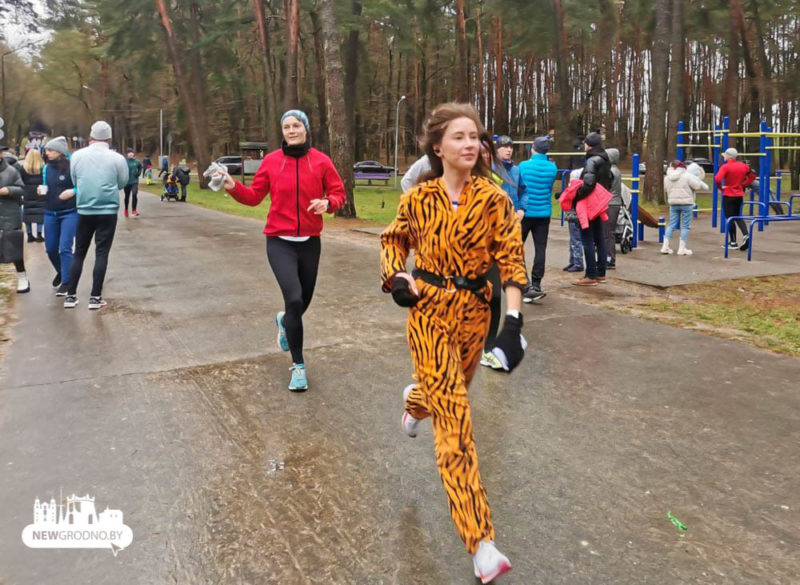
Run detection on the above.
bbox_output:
[1,191,798,584]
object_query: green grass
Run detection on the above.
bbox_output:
[145,175,790,228]
[141,182,409,226]
[639,275,800,357]
[140,182,271,221]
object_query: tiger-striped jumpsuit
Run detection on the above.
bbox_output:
[380,175,528,554]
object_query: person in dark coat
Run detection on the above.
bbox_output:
[0,145,29,292]
[572,132,613,286]
[18,148,46,242]
[171,159,191,201]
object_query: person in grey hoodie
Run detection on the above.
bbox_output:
[604,148,622,268]
[62,121,128,310]
[661,161,708,256]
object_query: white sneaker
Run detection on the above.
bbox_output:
[16,272,30,293]
[660,240,673,255]
[473,540,512,583]
[402,384,421,438]
[677,240,693,255]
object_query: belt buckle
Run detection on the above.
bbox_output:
[442,275,458,294]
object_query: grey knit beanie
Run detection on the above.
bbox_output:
[45,136,70,156]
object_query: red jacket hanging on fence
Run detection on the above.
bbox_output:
[714,159,756,198]
[558,179,611,229]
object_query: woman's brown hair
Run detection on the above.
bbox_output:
[417,102,495,184]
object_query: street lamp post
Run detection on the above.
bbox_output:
[394,95,407,189]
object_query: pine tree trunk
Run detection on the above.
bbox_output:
[644,0,671,203]
[344,2,361,145]
[552,0,572,151]
[493,16,506,131]
[318,0,356,218]
[666,0,685,159]
[724,3,741,147]
[154,0,212,186]
[454,0,468,101]
[252,0,279,147]
[309,8,330,151]
[284,0,300,109]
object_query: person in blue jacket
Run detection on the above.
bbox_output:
[517,136,558,301]
[480,135,525,370]
[492,135,523,208]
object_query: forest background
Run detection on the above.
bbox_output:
[1,0,799,214]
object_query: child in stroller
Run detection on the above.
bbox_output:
[615,182,634,254]
[161,173,180,201]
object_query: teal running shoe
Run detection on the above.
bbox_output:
[288,363,308,392]
[275,311,289,351]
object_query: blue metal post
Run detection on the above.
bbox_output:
[658,217,665,243]
[776,170,782,202]
[712,124,720,229]
[758,122,768,231]
[677,121,685,161]
[720,117,730,233]
[631,153,639,248]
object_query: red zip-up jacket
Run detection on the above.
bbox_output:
[227,147,346,236]
[714,159,755,198]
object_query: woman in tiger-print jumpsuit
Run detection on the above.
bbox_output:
[380,103,528,583]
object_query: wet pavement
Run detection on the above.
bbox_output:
[1,192,799,584]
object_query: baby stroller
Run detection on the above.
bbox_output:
[161,175,180,201]
[615,182,634,254]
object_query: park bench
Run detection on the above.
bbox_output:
[354,171,392,186]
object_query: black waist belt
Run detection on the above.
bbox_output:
[412,269,488,298]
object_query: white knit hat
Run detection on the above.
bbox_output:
[724,147,738,158]
[90,121,112,141]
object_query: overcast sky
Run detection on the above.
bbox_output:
[1,0,51,60]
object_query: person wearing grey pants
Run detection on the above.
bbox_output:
[604,148,623,268]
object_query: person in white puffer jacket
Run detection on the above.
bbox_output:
[661,161,708,255]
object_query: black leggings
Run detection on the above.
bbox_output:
[484,263,502,352]
[722,196,748,242]
[266,237,321,364]
[124,183,139,211]
[67,214,117,297]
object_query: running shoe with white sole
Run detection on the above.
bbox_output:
[63,295,78,308]
[276,311,289,351]
[288,363,308,392]
[55,284,69,296]
[522,286,546,303]
[473,540,512,584]
[402,383,421,437]
[88,296,107,310]
[480,351,504,369]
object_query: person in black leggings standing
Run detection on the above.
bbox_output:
[217,110,345,391]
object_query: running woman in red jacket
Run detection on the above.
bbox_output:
[714,147,756,250]
[217,110,345,391]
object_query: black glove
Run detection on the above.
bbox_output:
[492,314,525,372]
[391,276,419,308]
